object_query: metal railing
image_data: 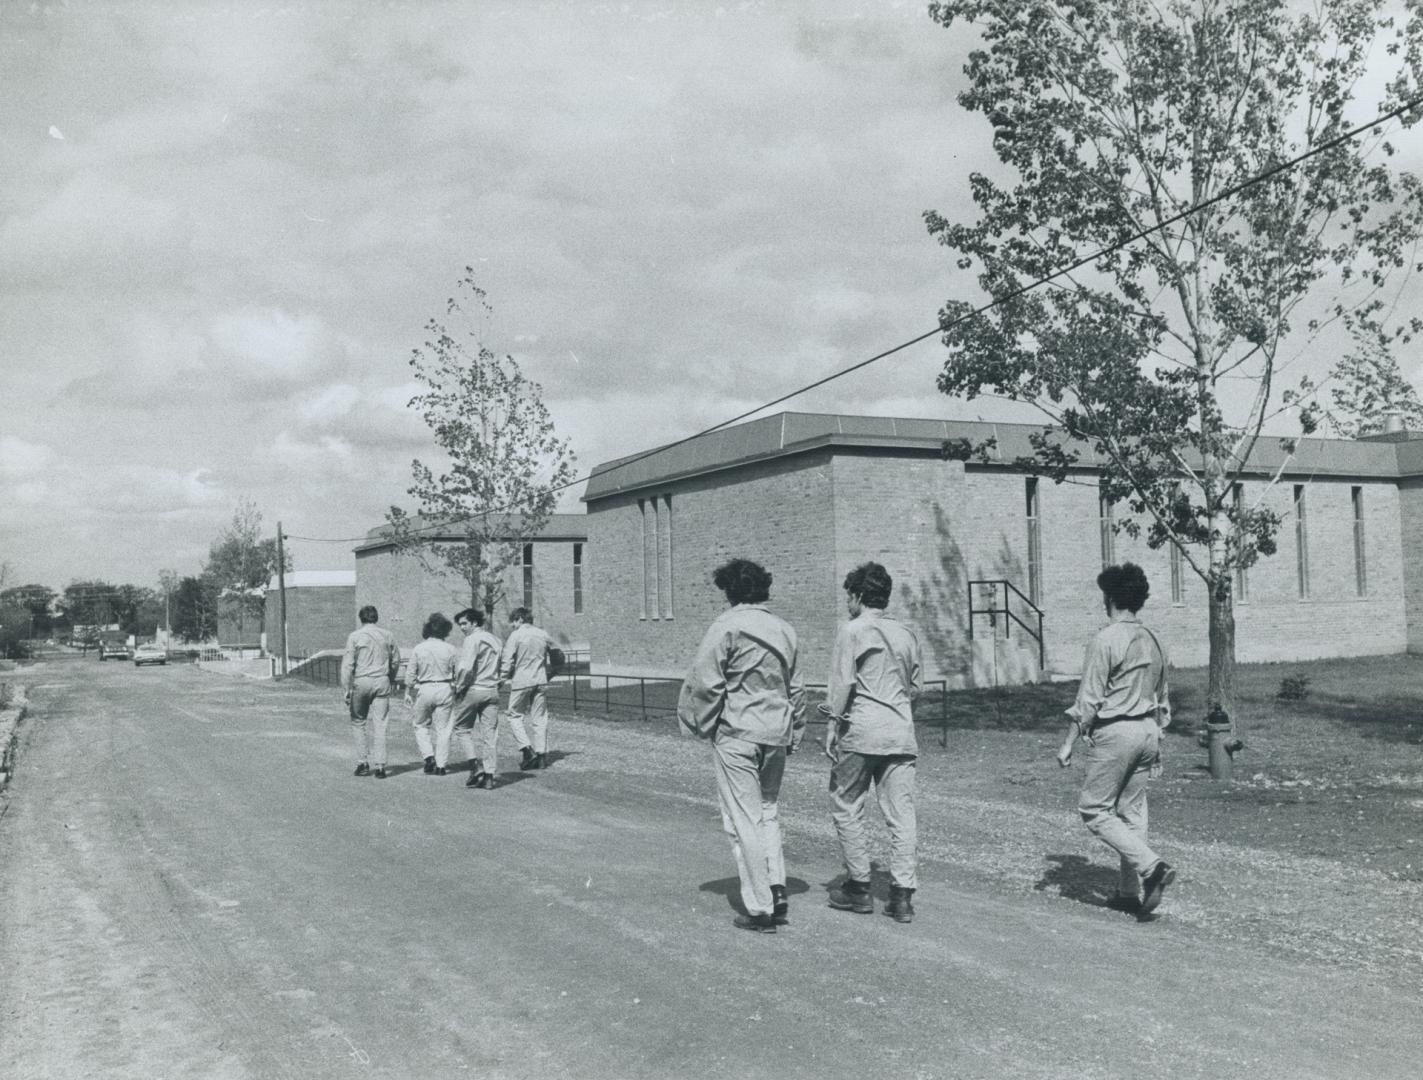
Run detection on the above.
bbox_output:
[967,579,1045,668]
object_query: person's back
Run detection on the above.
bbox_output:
[341,607,400,779]
[682,603,803,746]
[410,636,459,683]
[833,610,922,756]
[501,622,550,688]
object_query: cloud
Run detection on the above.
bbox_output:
[0,437,55,477]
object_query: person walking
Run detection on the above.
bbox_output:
[823,562,924,923]
[452,607,502,789]
[499,607,555,770]
[1056,562,1176,917]
[404,612,460,776]
[339,605,402,779]
[678,558,805,934]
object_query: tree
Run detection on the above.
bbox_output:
[172,575,218,643]
[1327,336,1423,436]
[925,0,1423,720]
[203,499,286,645]
[0,584,57,637]
[386,271,577,625]
[158,569,180,637]
[62,580,120,634]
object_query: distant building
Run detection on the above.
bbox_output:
[583,411,1423,685]
[353,515,588,653]
[263,570,357,658]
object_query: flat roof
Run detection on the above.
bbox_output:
[266,570,356,590]
[355,512,588,554]
[583,411,1423,501]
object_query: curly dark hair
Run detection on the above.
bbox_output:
[712,558,772,605]
[453,607,484,627]
[1097,563,1150,614]
[358,605,379,624]
[422,612,453,640]
[843,561,893,609]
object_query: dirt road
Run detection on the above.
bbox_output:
[1,657,1418,1079]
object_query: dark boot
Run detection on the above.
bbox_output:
[884,885,915,924]
[732,912,776,934]
[422,756,436,774]
[771,884,789,926]
[466,760,485,787]
[520,745,535,769]
[827,879,874,914]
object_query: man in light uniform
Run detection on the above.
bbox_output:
[824,562,923,922]
[679,558,805,934]
[404,612,460,775]
[340,605,401,779]
[499,606,554,770]
[452,607,502,789]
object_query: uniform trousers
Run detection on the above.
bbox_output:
[452,687,500,770]
[348,675,391,766]
[411,684,455,768]
[711,731,787,918]
[1077,717,1161,897]
[506,685,547,754]
[829,751,918,889]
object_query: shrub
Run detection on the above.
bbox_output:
[1277,673,1311,701]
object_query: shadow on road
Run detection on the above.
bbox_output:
[698,875,813,914]
[1033,853,1125,910]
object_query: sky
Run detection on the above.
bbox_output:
[3,0,1422,592]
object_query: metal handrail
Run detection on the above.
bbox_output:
[967,578,1045,668]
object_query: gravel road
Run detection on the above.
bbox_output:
[1,656,1418,1079]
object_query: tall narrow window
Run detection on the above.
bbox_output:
[1233,483,1249,603]
[1025,478,1042,605]
[658,495,674,619]
[1352,486,1367,597]
[639,499,653,619]
[522,544,534,610]
[1294,484,1310,599]
[1098,485,1115,568]
[1169,543,1184,605]
[572,542,584,615]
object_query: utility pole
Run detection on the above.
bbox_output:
[276,522,289,676]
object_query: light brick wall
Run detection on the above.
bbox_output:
[263,585,357,656]
[585,453,836,677]
[355,540,588,655]
[1397,479,1423,653]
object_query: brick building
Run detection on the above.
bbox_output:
[263,570,357,659]
[353,515,589,654]
[582,411,1423,684]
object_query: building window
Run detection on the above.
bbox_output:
[1169,542,1184,605]
[522,543,534,610]
[1294,484,1310,600]
[1098,485,1115,568]
[657,495,674,619]
[573,542,583,614]
[1352,486,1367,597]
[1025,478,1042,605]
[1233,483,1249,603]
[639,499,653,619]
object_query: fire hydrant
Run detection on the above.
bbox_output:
[1204,703,1243,780]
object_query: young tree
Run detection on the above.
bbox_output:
[1327,337,1423,436]
[386,271,577,624]
[0,584,57,637]
[203,499,286,645]
[172,575,218,643]
[925,0,1423,720]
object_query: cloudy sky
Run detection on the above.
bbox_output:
[3,1,1422,591]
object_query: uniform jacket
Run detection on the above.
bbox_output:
[456,628,503,692]
[826,608,923,756]
[1066,615,1172,730]
[340,624,400,689]
[408,638,459,685]
[678,604,806,747]
[500,624,552,689]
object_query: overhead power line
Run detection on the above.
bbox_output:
[286,90,1423,545]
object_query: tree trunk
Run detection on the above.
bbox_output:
[1206,572,1236,728]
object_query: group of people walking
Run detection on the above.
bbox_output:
[678,556,1176,933]
[339,555,1177,933]
[339,604,557,786]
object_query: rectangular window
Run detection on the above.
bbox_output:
[658,495,674,619]
[522,543,534,610]
[1294,484,1310,599]
[1025,478,1042,606]
[1233,483,1249,603]
[572,542,583,614]
[1352,486,1367,597]
[639,499,653,619]
[1169,543,1184,605]
[1098,485,1115,569]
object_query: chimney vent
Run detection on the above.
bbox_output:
[1383,411,1405,434]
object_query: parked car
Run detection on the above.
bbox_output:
[133,643,168,667]
[98,638,132,661]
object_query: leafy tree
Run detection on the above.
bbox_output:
[1327,337,1423,436]
[386,271,576,626]
[202,499,287,645]
[0,584,57,637]
[62,580,120,634]
[925,0,1423,719]
[172,575,218,643]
